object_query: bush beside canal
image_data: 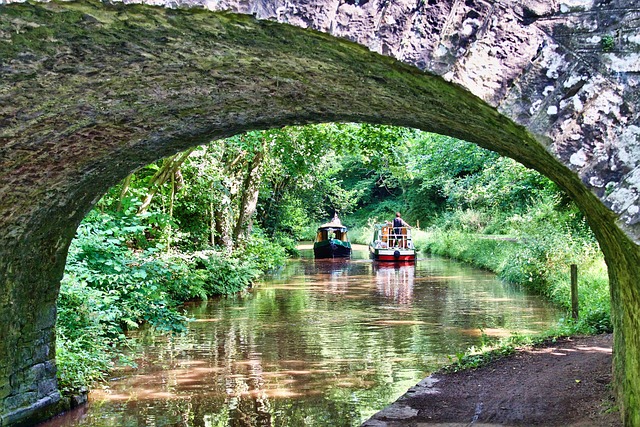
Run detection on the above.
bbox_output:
[56,209,287,396]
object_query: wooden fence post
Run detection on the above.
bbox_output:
[571,264,579,319]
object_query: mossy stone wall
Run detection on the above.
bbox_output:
[0,0,639,425]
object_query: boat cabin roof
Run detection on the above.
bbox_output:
[317,215,347,231]
[317,224,348,232]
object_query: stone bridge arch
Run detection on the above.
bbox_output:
[0,0,638,425]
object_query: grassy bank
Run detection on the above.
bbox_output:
[428,226,610,372]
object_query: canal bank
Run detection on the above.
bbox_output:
[363,333,620,426]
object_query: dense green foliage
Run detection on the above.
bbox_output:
[57,205,286,394]
[58,122,610,395]
[407,138,610,335]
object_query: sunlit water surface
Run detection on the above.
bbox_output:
[41,247,561,426]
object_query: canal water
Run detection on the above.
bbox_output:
[42,247,561,427]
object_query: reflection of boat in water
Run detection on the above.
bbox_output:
[369,223,416,262]
[374,262,415,303]
[313,214,352,259]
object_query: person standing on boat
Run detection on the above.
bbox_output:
[392,212,411,248]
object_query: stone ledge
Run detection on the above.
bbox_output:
[1,392,60,427]
[362,375,441,426]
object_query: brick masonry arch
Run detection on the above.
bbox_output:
[0,0,638,425]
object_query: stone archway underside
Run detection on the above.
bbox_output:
[0,1,639,425]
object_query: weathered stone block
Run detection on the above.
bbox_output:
[37,379,58,398]
[34,307,57,332]
[1,392,62,427]
[0,0,638,426]
[3,392,37,412]
[0,380,10,401]
[44,361,56,377]
[32,344,51,366]
[15,348,33,369]
[70,390,87,407]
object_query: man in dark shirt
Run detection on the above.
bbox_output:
[392,212,411,248]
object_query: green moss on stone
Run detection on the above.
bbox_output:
[1,2,638,426]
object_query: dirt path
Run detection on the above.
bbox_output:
[363,334,621,426]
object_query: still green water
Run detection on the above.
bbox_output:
[42,250,560,427]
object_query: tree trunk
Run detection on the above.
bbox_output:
[167,172,175,252]
[214,190,216,246]
[244,187,260,237]
[262,177,290,224]
[117,173,133,212]
[233,148,265,245]
[214,205,233,253]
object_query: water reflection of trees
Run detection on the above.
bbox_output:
[80,257,560,427]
